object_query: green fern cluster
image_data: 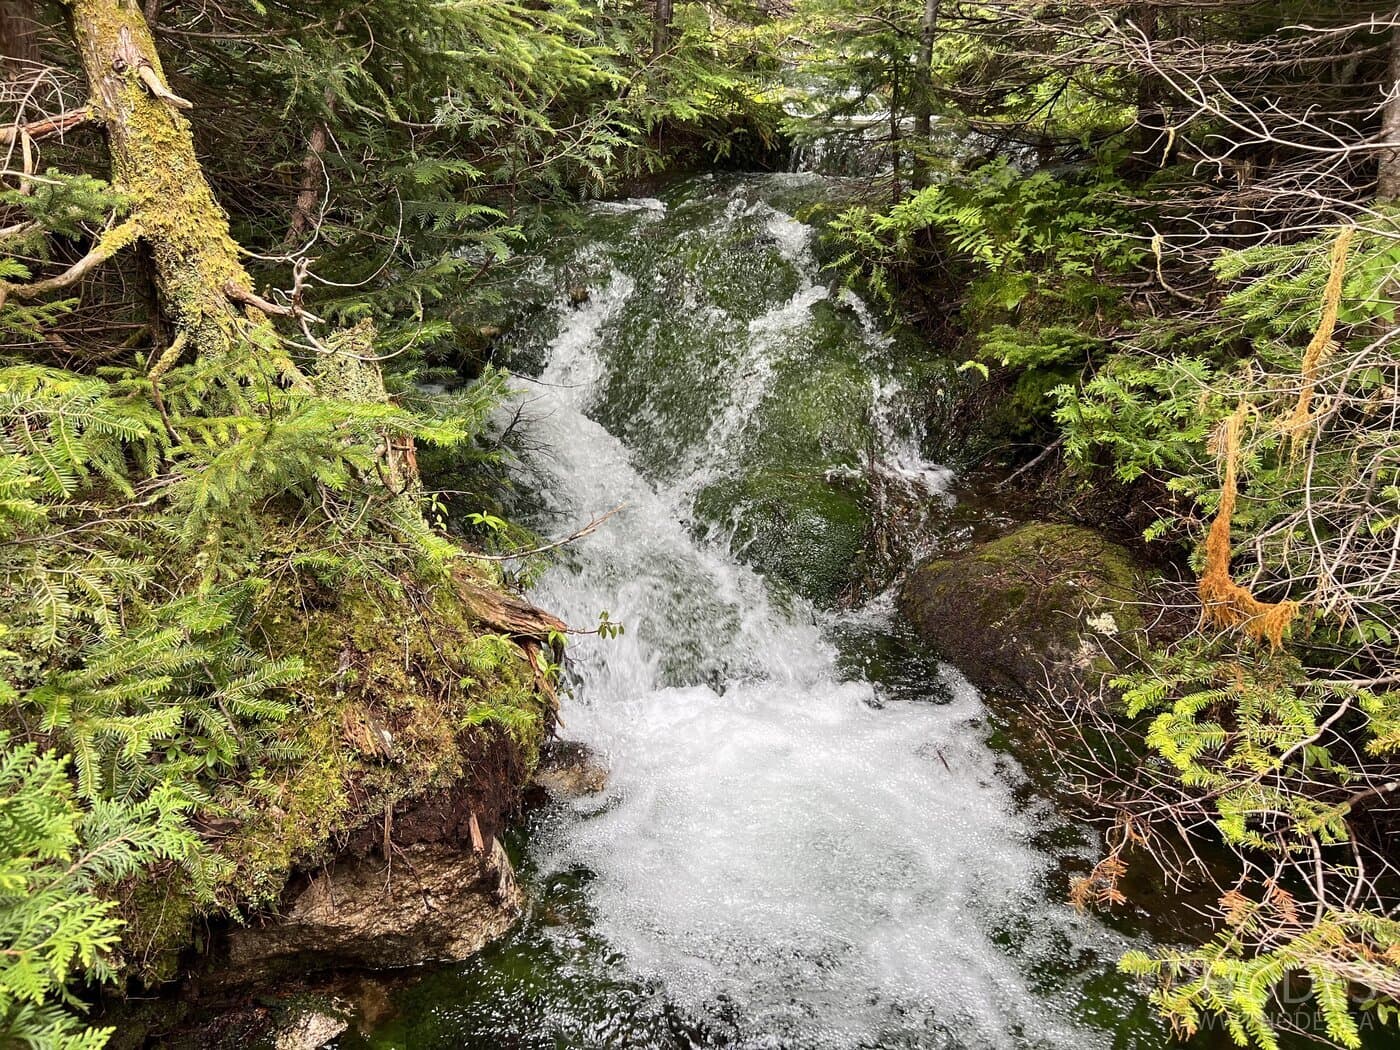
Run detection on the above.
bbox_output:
[0,732,194,1049]
[827,160,1142,311]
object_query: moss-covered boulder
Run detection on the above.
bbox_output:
[694,471,866,604]
[898,523,1150,697]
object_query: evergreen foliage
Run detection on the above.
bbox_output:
[2,0,781,1041]
[8,0,1400,1042]
[795,0,1400,1044]
[0,733,194,1049]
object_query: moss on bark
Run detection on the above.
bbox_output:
[66,0,296,376]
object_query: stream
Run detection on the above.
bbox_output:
[337,174,1271,1049]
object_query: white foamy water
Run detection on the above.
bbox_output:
[506,185,1118,1048]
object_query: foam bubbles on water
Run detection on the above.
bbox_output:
[592,197,668,216]
[530,270,635,410]
[504,178,1119,1048]
[536,665,1108,1049]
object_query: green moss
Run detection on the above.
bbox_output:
[210,578,546,903]
[900,522,1153,696]
[115,573,550,975]
[118,867,201,985]
[696,472,866,603]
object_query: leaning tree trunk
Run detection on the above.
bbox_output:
[65,0,294,372]
[1378,9,1400,201]
[59,0,426,485]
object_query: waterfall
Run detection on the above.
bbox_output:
[490,176,1122,1048]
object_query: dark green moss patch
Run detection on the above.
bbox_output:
[898,523,1152,698]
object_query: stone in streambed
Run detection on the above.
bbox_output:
[531,739,608,799]
[272,1003,349,1050]
[898,523,1150,697]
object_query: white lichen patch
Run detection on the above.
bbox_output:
[1086,611,1120,637]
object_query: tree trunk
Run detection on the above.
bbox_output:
[65,0,294,373]
[1131,4,1173,171]
[1,0,39,80]
[60,0,428,499]
[889,59,901,206]
[1378,10,1400,201]
[910,0,939,187]
[653,0,673,57]
[287,112,331,245]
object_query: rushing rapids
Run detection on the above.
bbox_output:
[342,175,1165,1049]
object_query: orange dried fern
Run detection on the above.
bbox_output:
[1282,227,1353,452]
[1199,403,1299,648]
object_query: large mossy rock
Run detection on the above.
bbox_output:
[898,523,1150,697]
[120,569,563,986]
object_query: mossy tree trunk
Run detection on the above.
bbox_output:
[60,0,425,489]
[64,0,295,374]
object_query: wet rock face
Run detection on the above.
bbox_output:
[224,841,521,977]
[530,739,608,799]
[898,523,1150,698]
[272,1006,348,1050]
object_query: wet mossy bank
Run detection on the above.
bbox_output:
[492,175,962,608]
[103,569,565,1043]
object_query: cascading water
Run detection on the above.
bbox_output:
[343,175,1164,1049]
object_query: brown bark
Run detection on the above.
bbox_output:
[910,0,940,187]
[653,0,673,57]
[1378,11,1400,201]
[0,107,92,144]
[287,111,331,244]
[0,0,39,79]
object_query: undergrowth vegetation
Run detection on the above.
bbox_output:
[9,0,1400,1044]
[796,1,1400,1045]
[1,0,779,1044]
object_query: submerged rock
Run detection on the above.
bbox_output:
[271,1004,348,1050]
[224,840,521,977]
[531,739,608,799]
[898,522,1150,697]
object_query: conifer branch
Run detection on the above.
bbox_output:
[0,107,94,144]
